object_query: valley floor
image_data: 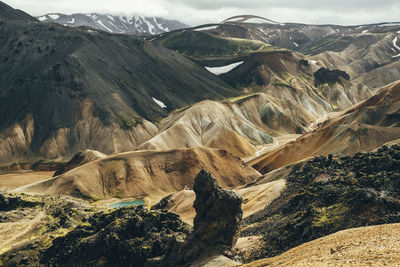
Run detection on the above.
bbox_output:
[0,171,54,192]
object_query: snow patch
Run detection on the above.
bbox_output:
[205,61,244,75]
[393,37,400,51]
[68,18,75,24]
[310,60,318,65]
[293,42,299,47]
[258,27,268,36]
[362,30,368,34]
[109,21,124,33]
[106,15,115,21]
[152,97,167,108]
[194,25,219,31]
[393,54,400,58]
[48,14,60,20]
[145,18,156,34]
[97,20,113,33]
[38,16,47,21]
[155,18,169,31]
[380,23,400,27]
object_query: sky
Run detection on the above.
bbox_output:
[4,0,400,26]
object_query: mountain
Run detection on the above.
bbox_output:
[20,147,260,201]
[207,15,400,55]
[166,16,400,92]
[0,3,239,164]
[37,13,189,35]
[249,80,400,174]
[0,1,36,22]
[146,34,374,157]
[148,17,400,163]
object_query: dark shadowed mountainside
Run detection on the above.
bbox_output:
[0,2,239,164]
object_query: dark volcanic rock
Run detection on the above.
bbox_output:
[314,67,350,86]
[41,206,190,266]
[0,193,39,212]
[192,170,243,249]
[149,169,243,266]
[241,144,400,259]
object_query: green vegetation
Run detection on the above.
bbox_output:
[227,93,259,103]
[156,30,282,66]
[116,111,142,129]
[114,189,123,198]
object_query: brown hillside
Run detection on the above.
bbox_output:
[244,223,400,267]
[250,80,400,174]
[19,147,260,201]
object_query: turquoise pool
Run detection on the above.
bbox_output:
[108,199,146,208]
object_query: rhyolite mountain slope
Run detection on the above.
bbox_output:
[152,24,375,114]
[155,16,400,94]
[137,94,301,158]
[20,147,260,201]
[250,80,400,174]
[137,48,373,158]
[191,16,400,92]
[148,16,400,162]
[200,15,400,56]
[0,2,240,164]
[37,13,189,35]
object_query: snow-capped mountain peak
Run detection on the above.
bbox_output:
[36,13,189,35]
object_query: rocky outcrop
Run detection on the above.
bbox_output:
[149,170,243,266]
[242,143,400,259]
[41,206,190,266]
[314,67,350,86]
[0,193,39,212]
[193,170,243,249]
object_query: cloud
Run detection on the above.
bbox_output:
[4,0,400,26]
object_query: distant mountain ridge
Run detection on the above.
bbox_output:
[36,13,189,34]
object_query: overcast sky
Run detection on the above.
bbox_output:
[4,0,400,26]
